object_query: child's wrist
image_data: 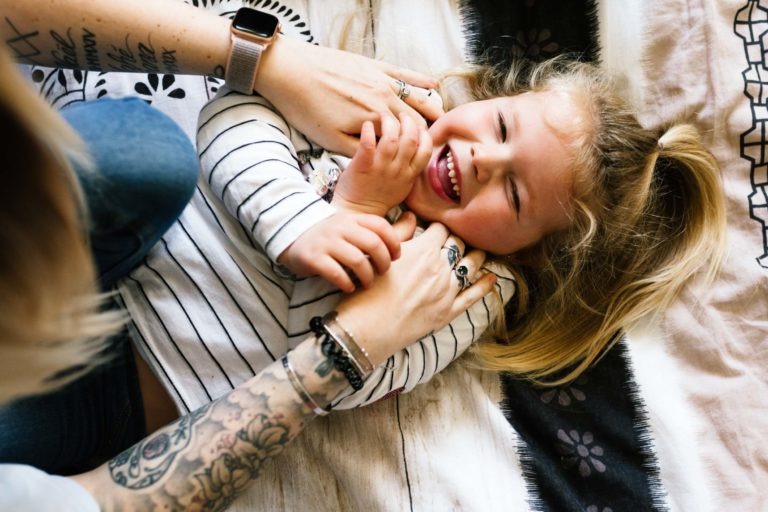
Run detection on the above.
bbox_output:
[331,195,389,217]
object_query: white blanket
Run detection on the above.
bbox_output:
[21,0,767,510]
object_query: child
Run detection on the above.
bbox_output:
[120,57,724,415]
[119,95,516,414]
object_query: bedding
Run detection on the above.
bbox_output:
[20,0,767,510]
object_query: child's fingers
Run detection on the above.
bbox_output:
[391,211,417,243]
[376,112,399,161]
[315,255,356,293]
[344,227,394,275]
[392,113,421,168]
[356,214,401,260]
[332,242,376,289]
[359,120,377,153]
[411,127,433,173]
[348,120,376,170]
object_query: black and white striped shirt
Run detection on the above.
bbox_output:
[119,91,515,414]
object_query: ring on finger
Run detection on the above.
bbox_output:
[454,264,470,289]
[395,79,411,101]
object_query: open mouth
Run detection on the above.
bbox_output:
[436,145,461,203]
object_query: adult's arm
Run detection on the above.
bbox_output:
[0,0,443,155]
[71,219,496,510]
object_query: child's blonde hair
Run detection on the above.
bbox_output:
[0,49,124,403]
[455,57,727,384]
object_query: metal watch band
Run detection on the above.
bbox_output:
[225,36,264,94]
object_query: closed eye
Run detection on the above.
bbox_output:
[507,176,520,219]
[497,112,508,142]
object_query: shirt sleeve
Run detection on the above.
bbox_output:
[197,89,337,262]
[0,464,99,511]
[331,261,516,409]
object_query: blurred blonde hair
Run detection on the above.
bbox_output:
[450,57,727,385]
[0,49,124,403]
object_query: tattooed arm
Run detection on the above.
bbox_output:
[72,337,347,511]
[0,0,443,155]
[0,0,229,76]
[70,219,496,511]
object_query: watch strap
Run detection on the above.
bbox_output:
[225,36,265,94]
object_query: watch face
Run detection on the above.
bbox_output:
[232,8,280,39]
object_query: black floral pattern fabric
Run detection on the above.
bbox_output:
[459,1,667,510]
[460,0,599,66]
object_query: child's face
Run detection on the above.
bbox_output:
[405,91,581,255]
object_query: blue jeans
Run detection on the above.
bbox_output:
[0,98,197,474]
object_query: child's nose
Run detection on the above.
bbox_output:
[471,144,506,183]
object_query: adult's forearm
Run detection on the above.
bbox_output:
[0,0,230,76]
[73,337,348,511]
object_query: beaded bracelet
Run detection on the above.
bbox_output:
[309,314,368,391]
[322,311,374,377]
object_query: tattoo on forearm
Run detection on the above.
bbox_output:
[50,29,80,69]
[82,28,100,69]
[107,358,337,510]
[107,34,179,74]
[108,404,211,489]
[4,17,41,63]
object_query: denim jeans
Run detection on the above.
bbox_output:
[0,98,197,475]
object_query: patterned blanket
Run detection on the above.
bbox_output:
[21,0,767,510]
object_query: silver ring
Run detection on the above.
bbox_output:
[395,79,411,100]
[454,264,470,289]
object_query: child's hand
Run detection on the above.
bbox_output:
[332,112,432,216]
[277,211,402,293]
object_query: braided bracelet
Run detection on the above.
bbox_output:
[309,315,368,390]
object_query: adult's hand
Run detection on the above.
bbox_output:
[256,35,445,157]
[335,213,497,365]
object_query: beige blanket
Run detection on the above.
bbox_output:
[232,1,768,510]
[22,0,766,509]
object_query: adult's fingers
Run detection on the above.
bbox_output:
[452,249,487,290]
[417,221,451,249]
[380,62,438,89]
[388,78,445,122]
[403,86,445,122]
[332,132,362,157]
[451,272,497,316]
[440,234,466,268]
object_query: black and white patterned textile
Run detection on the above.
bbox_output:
[16,1,766,510]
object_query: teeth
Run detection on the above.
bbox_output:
[446,151,460,197]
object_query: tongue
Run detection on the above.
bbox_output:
[437,152,459,202]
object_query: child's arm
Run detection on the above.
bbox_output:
[197,91,336,263]
[277,113,432,290]
[332,113,432,217]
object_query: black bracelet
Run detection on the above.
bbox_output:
[310,315,365,391]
